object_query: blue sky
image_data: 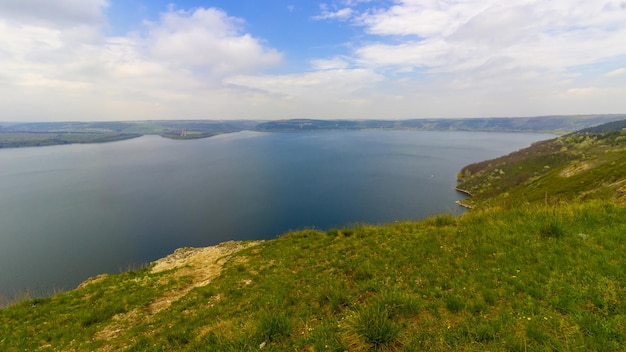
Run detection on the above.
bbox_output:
[1,0,625,121]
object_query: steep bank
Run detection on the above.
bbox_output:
[457,125,626,207]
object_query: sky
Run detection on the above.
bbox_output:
[1,0,626,122]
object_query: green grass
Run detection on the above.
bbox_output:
[1,200,624,351]
[457,130,626,207]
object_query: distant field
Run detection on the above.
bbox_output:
[0,132,141,148]
[0,120,257,148]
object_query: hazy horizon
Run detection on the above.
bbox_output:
[2,114,626,125]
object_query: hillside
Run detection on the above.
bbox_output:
[1,201,624,351]
[457,121,626,208]
[255,115,625,134]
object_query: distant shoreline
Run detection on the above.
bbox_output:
[1,115,622,149]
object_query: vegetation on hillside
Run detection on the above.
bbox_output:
[1,201,624,351]
[254,115,626,133]
[457,123,626,208]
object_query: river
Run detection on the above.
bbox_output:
[0,130,552,299]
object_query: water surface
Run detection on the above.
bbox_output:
[0,130,552,298]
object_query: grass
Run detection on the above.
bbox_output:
[1,200,624,351]
[457,129,626,206]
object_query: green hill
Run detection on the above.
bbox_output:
[2,122,626,351]
[254,115,626,134]
[457,121,626,208]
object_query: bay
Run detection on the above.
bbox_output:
[0,130,551,299]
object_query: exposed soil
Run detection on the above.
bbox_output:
[93,240,261,347]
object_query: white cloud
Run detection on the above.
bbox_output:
[310,57,350,70]
[147,8,282,74]
[313,4,354,20]
[353,1,626,74]
[0,5,285,121]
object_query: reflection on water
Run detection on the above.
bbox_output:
[0,130,552,298]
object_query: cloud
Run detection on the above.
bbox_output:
[313,4,354,20]
[0,5,284,121]
[352,1,626,74]
[299,1,625,117]
[357,0,478,37]
[310,57,350,70]
[146,8,282,74]
[341,0,626,118]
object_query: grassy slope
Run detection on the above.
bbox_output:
[457,130,626,207]
[1,201,625,351]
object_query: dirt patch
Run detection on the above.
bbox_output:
[94,240,261,344]
[560,161,596,177]
[146,241,260,313]
[77,273,109,289]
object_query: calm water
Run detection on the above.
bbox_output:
[0,131,552,298]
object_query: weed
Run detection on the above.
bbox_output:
[437,214,457,227]
[318,283,352,313]
[445,294,465,313]
[351,302,402,348]
[540,222,566,238]
[309,319,346,352]
[256,310,293,342]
